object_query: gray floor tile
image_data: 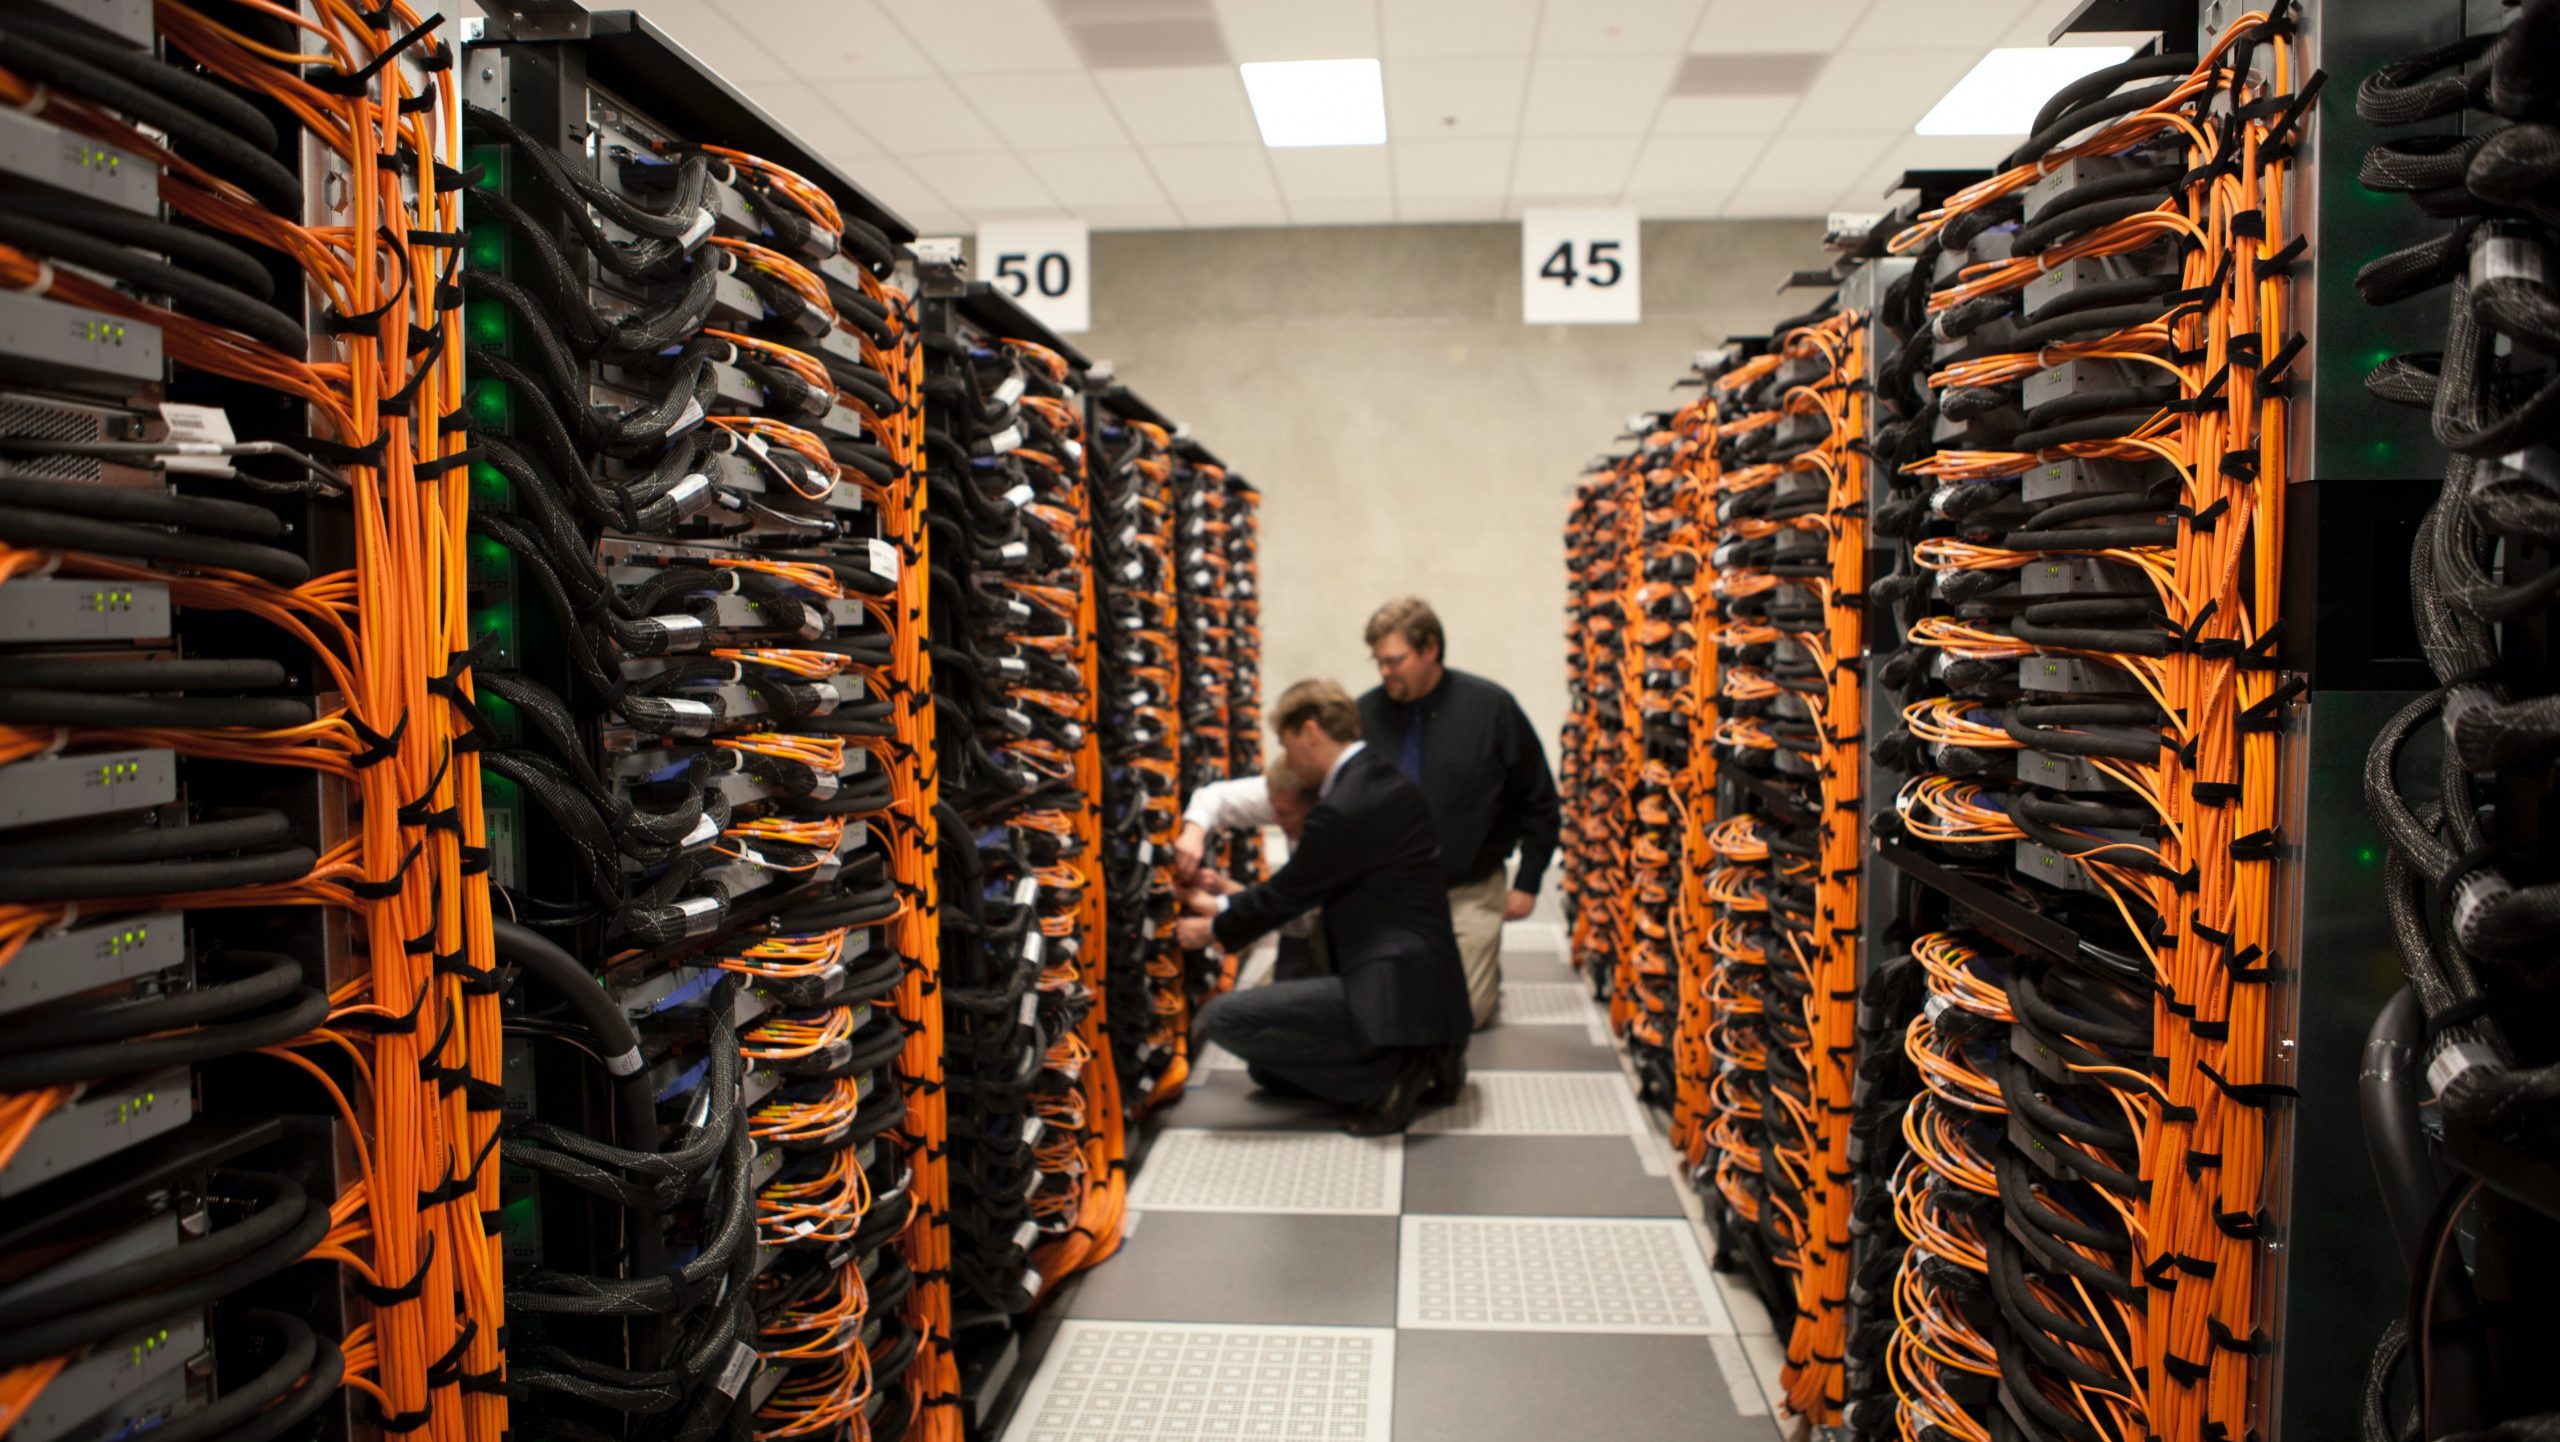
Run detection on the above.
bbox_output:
[1066,1211,1401,1325]
[1464,1023,1616,1072]
[1392,1331,1758,1442]
[1401,1136,1682,1217]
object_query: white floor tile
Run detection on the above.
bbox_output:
[1397,1214,1732,1335]
[1410,1069,1649,1138]
[1127,1129,1404,1215]
[1496,982,1601,1026]
[1001,1321,1397,1442]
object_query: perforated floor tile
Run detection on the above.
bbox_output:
[1496,982,1600,1026]
[1397,1215,1730,1335]
[1409,1069,1648,1137]
[1193,1040,1246,1072]
[1126,1129,1404,1214]
[1001,1321,1397,1442]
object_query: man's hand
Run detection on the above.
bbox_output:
[1173,822,1207,881]
[1174,915,1215,951]
[1200,868,1243,897]
[1181,887,1223,919]
[1504,889,1537,921]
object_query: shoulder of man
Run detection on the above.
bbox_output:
[1445,668,1516,709]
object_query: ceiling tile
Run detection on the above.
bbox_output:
[1385,59,1529,139]
[737,1,935,79]
[1626,191,1731,218]
[874,0,1084,73]
[754,84,882,161]
[1084,202,1188,230]
[1719,185,1840,216]
[1511,136,1642,199]
[1844,0,2035,51]
[851,157,957,221]
[1268,147,1394,201]
[1096,66,1262,144]
[1175,199,1292,227]
[1538,0,1711,55]
[954,72,1130,148]
[1654,94,1801,134]
[1736,133,1894,195]
[632,0,792,85]
[1380,0,1541,57]
[1623,133,1769,195]
[1065,17,1232,66]
[1392,138,1516,199]
[1520,56,1679,136]
[1396,194,1507,221]
[1791,50,1975,132]
[849,77,1006,152]
[1287,197,1399,224]
[1686,0,1872,54]
[1022,147,1171,205]
[1210,0,1378,61]
[908,213,975,237]
[1144,144,1282,203]
[915,151,1061,210]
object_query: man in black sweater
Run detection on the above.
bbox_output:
[1360,596,1562,1029]
[1175,679,1472,1135]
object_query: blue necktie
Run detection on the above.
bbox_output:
[1399,710,1424,781]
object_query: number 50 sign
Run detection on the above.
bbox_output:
[1521,209,1640,325]
[975,219,1090,333]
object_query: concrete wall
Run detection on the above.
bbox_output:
[1079,218,1824,766]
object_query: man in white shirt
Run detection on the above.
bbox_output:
[1179,758,1322,967]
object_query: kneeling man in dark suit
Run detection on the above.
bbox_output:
[1174,678,1472,1135]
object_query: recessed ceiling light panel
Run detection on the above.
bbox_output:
[1239,58,1386,148]
[1915,46,2138,136]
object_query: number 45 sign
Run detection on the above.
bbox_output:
[1521,208,1639,325]
[975,219,1090,333]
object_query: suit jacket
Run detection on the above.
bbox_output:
[1211,746,1472,1047]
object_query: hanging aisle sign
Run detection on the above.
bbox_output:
[1521,208,1641,325]
[975,219,1091,333]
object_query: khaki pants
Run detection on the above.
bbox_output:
[1447,869,1508,1030]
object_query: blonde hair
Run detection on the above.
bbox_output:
[1263,755,1313,799]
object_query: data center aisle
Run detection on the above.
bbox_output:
[994,925,1787,1442]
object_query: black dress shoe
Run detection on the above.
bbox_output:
[1345,1050,1435,1137]
[1420,1043,1467,1108]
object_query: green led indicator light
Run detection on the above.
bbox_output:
[470,537,513,577]
[2357,844,2381,867]
[469,461,513,506]
[466,300,509,348]
[466,225,507,271]
[466,379,511,428]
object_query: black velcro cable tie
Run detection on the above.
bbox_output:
[426,1320,478,1388]
[2229,827,2281,862]
[436,948,503,997]
[2185,1148,2224,1177]
[2163,1351,2212,1385]
[2210,1319,2272,1356]
[407,227,469,249]
[354,1232,438,1306]
[307,12,445,95]
[414,444,482,481]
[349,710,410,768]
[2160,1102,2198,1124]
[334,979,431,1037]
[398,86,441,115]
[2190,781,2242,806]
[2196,1060,2298,1108]
[2433,842,2503,923]
[369,1405,434,1435]
[2175,1252,2219,1278]
[380,354,442,417]
[2217,1207,2269,1240]
[2143,1254,2180,1289]
[2190,1018,2231,1041]
[327,297,404,335]
[300,432,391,469]
[2228,209,2267,241]
[345,841,424,900]
[433,161,487,193]
[457,844,492,876]
[2255,234,2310,284]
